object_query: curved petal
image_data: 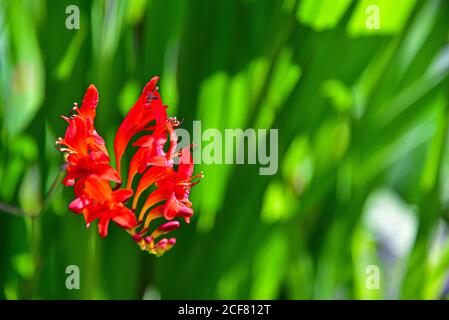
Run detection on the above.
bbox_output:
[68,196,90,213]
[112,188,134,203]
[163,192,193,221]
[84,207,108,225]
[132,135,154,147]
[138,189,169,222]
[177,148,194,180]
[152,220,180,238]
[111,207,137,229]
[132,166,170,209]
[126,148,145,189]
[79,84,99,122]
[114,76,161,174]
[93,163,121,184]
[98,215,110,238]
[83,175,112,200]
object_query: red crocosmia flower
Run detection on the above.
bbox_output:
[57,76,202,257]
[69,175,136,238]
[56,85,120,190]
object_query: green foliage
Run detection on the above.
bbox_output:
[1,0,449,300]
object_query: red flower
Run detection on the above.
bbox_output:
[56,85,120,191]
[57,77,202,256]
[69,175,136,238]
[114,76,164,175]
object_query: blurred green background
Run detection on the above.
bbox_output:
[1,0,449,300]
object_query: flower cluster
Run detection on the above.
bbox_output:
[56,76,202,256]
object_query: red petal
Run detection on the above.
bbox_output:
[62,116,89,155]
[79,84,99,121]
[83,175,112,200]
[152,220,180,238]
[155,238,168,249]
[126,148,145,189]
[114,77,161,174]
[112,188,134,203]
[68,196,90,213]
[132,135,154,147]
[73,177,88,197]
[111,207,137,229]
[93,163,121,184]
[98,215,110,238]
[84,206,108,224]
[88,151,110,162]
[166,121,178,161]
[62,175,75,186]
[138,189,169,222]
[163,193,193,221]
[177,148,194,180]
[132,166,169,209]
